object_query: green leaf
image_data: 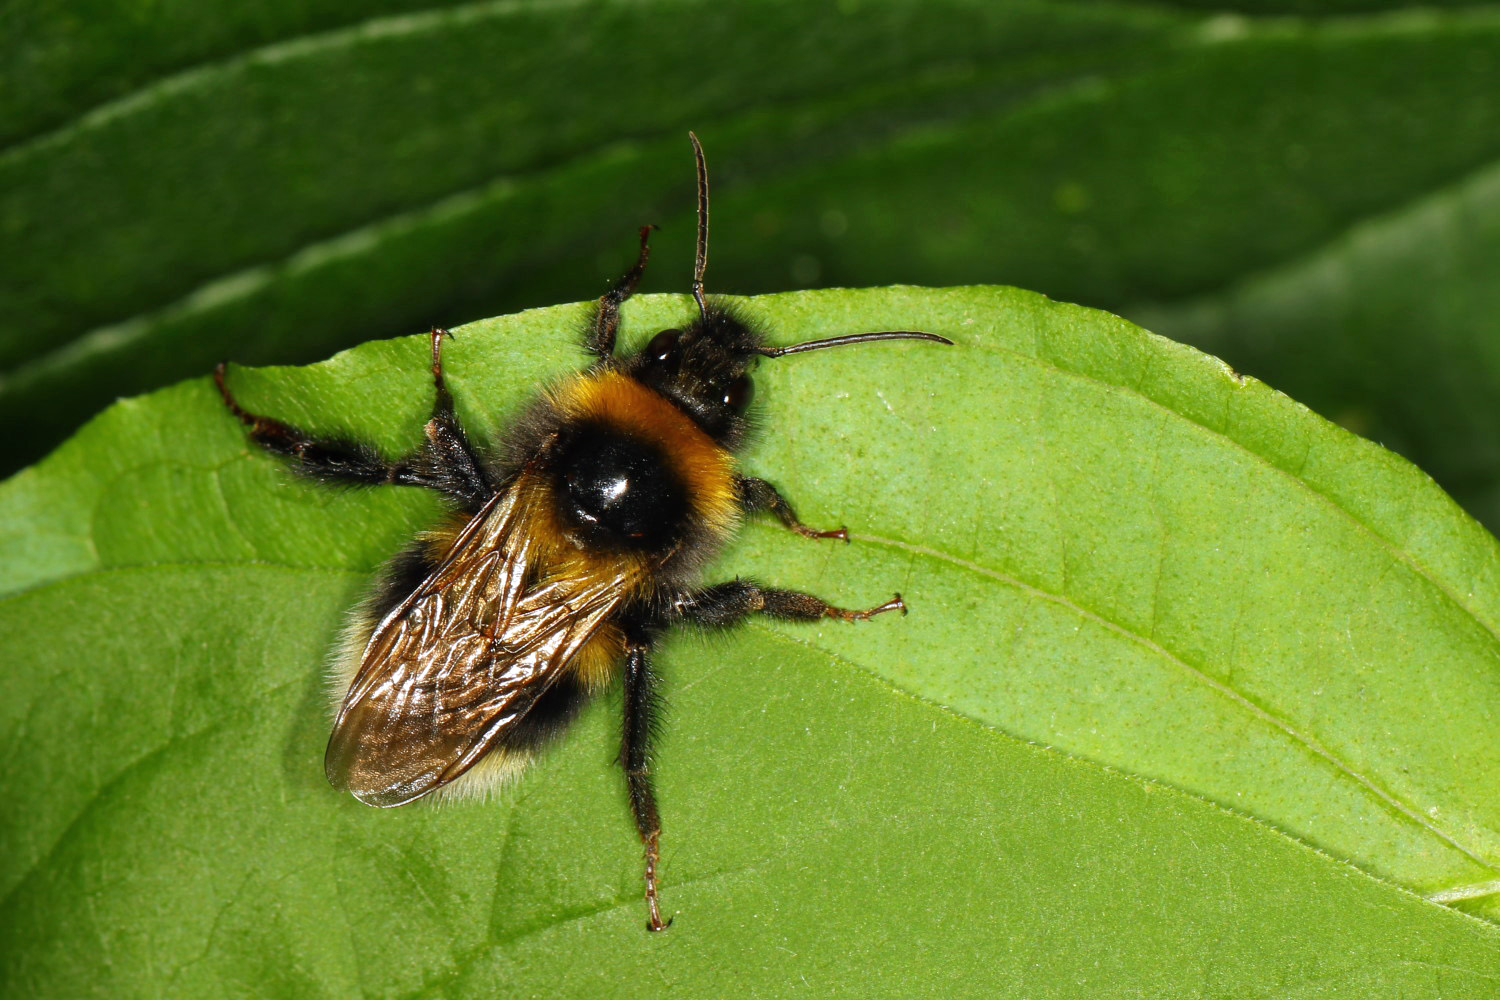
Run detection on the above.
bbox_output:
[10,0,1500,539]
[5,287,1500,996]
[1130,158,1500,533]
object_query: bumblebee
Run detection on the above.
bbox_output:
[215,134,951,931]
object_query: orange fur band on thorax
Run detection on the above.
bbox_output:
[548,369,739,535]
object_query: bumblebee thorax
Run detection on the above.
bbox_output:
[552,424,686,550]
[544,370,739,554]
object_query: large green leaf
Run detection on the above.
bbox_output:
[1131,158,1500,531]
[4,287,1500,996]
[8,0,1500,539]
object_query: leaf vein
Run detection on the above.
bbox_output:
[0,676,302,916]
[0,559,367,607]
[853,530,1495,870]
[966,331,1500,654]
[0,0,593,164]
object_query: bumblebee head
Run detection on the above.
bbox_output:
[625,133,951,448]
[626,304,759,447]
[628,303,952,449]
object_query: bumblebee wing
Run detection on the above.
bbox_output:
[325,483,627,807]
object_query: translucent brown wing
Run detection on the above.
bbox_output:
[325,482,628,807]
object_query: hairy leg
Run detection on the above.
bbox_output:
[584,226,654,357]
[216,328,491,511]
[621,641,670,931]
[736,476,850,542]
[675,580,905,628]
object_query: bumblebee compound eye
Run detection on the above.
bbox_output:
[724,375,753,412]
[645,329,683,366]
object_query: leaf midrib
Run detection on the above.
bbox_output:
[6,511,1493,892]
[12,9,1500,391]
[0,0,596,161]
[20,0,1500,168]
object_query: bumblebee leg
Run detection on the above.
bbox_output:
[586,225,654,357]
[736,477,849,542]
[215,364,396,484]
[214,331,490,511]
[676,580,906,627]
[622,642,670,931]
[415,327,490,510]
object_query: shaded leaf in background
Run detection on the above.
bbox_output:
[4,288,1500,995]
[6,2,1500,544]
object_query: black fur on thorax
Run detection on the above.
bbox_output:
[484,379,739,593]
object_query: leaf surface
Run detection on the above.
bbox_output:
[10,0,1500,530]
[4,287,1499,996]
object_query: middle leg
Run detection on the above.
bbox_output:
[674,580,906,628]
[737,476,849,542]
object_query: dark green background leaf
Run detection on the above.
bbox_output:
[6,1,1500,542]
[5,288,1500,995]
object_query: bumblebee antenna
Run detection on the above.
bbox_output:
[686,134,950,360]
[755,331,954,358]
[689,131,710,325]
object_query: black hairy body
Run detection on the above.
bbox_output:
[214,134,950,931]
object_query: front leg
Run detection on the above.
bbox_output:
[216,327,491,511]
[413,327,490,510]
[675,579,906,628]
[737,476,849,542]
[585,225,654,357]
